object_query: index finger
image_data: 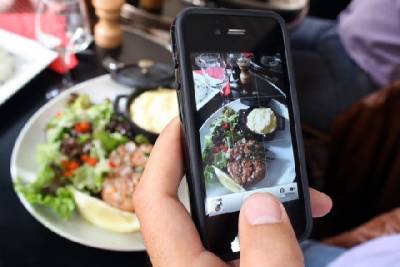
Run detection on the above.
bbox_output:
[134,119,224,267]
[139,118,184,197]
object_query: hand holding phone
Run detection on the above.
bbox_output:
[133,118,332,266]
[171,8,312,260]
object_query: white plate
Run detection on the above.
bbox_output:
[10,75,190,251]
[0,29,58,105]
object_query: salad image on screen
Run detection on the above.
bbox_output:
[192,52,299,216]
[202,107,267,190]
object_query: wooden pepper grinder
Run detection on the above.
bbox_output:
[237,56,252,94]
[237,56,251,84]
[92,0,125,49]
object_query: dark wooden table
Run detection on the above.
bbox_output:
[0,31,172,267]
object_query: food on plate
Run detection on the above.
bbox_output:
[202,107,267,192]
[0,46,14,85]
[227,138,266,185]
[14,93,152,232]
[72,189,140,233]
[246,107,277,134]
[213,166,244,193]
[129,88,178,134]
[102,142,152,212]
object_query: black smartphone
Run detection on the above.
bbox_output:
[171,8,312,260]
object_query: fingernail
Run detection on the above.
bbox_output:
[243,193,283,225]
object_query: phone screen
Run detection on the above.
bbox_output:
[176,12,309,257]
[192,51,299,217]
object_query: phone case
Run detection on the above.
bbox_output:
[171,7,312,260]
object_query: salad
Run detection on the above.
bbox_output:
[202,107,244,191]
[202,107,267,193]
[15,94,151,230]
[203,107,242,177]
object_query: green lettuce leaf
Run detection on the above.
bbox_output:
[213,151,230,170]
[134,134,150,145]
[36,142,61,166]
[32,164,56,190]
[71,161,109,193]
[42,187,76,219]
[46,95,112,142]
[95,131,128,154]
[15,181,75,220]
[70,94,92,110]
[46,111,76,142]
[204,165,215,183]
[86,100,113,131]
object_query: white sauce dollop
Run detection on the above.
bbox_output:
[246,107,277,134]
[130,88,179,134]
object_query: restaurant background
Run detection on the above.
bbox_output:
[1,0,399,266]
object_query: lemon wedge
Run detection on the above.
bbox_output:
[213,166,245,193]
[72,189,140,233]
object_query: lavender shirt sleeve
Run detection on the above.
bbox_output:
[338,0,400,87]
[328,234,400,267]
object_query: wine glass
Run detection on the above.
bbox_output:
[195,53,230,104]
[35,0,92,99]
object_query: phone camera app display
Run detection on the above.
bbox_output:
[192,52,299,216]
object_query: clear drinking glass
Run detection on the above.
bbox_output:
[196,53,229,93]
[35,0,92,99]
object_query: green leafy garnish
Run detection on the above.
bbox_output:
[204,165,215,183]
[14,93,150,221]
[95,131,128,154]
[15,170,76,220]
[71,162,109,193]
[134,134,150,145]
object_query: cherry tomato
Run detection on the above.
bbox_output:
[87,157,98,166]
[64,171,73,178]
[223,123,230,130]
[68,161,80,171]
[74,121,91,133]
[81,154,90,162]
[61,160,69,170]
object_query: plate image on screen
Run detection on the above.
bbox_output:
[191,52,299,216]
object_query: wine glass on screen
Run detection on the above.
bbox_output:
[35,0,92,99]
[196,53,230,104]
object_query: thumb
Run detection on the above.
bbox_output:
[239,193,304,267]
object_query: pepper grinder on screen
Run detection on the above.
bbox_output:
[237,56,252,94]
[92,0,125,49]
